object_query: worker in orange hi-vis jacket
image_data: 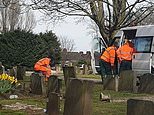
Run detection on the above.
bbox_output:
[116,39,136,73]
[34,56,54,81]
[99,41,118,83]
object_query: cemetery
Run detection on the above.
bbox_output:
[0,66,154,115]
[0,0,154,115]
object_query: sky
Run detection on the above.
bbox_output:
[33,12,93,53]
[32,0,141,53]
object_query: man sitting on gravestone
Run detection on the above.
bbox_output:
[34,55,55,81]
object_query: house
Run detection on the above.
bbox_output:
[61,48,91,67]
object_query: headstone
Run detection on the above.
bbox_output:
[64,79,94,115]
[46,92,59,115]
[75,66,80,74]
[63,66,76,88]
[118,70,134,92]
[46,75,61,115]
[81,65,88,75]
[8,68,16,77]
[138,73,154,94]
[103,75,119,91]
[47,75,60,96]
[17,65,25,80]
[127,99,154,115]
[30,72,42,95]
[41,77,46,96]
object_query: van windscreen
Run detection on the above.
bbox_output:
[132,37,152,53]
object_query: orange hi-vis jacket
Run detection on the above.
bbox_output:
[116,42,135,62]
[100,46,117,66]
[34,57,51,77]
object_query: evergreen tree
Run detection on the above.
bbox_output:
[0,29,61,68]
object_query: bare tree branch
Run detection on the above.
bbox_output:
[59,35,76,52]
[29,0,154,46]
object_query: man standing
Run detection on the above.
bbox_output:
[99,42,118,81]
[116,39,136,73]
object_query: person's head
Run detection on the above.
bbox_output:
[125,39,134,47]
[108,39,119,47]
[113,41,119,48]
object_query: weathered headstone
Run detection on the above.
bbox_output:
[47,75,60,96]
[138,73,154,94]
[64,79,94,115]
[127,99,154,115]
[17,65,25,80]
[46,92,60,115]
[103,75,119,91]
[8,68,16,77]
[118,70,134,92]
[63,66,76,88]
[75,66,79,74]
[30,72,42,95]
[81,65,89,75]
[46,75,61,115]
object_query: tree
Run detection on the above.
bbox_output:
[0,0,36,32]
[38,31,61,64]
[16,7,36,32]
[30,0,154,47]
[59,36,76,52]
[0,29,61,68]
[136,1,154,25]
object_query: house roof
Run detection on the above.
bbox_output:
[61,51,91,62]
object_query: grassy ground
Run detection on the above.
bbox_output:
[0,74,153,115]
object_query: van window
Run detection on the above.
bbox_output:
[133,37,152,53]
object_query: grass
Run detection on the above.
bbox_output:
[77,74,101,79]
[0,74,153,115]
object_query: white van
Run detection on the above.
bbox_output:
[91,25,154,75]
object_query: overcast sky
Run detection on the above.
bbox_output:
[32,12,93,53]
[31,0,147,53]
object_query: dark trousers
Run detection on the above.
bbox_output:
[99,60,112,76]
[119,60,132,73]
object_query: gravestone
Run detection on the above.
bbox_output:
[17,65,25,80]
[47,75,61,96]
[8,68,16,77]
[63,66,76,88]
[127,99,154,115]
[64,79,94,115]
[118,70,134,92]
[103,75,119,91]
[30,72,43,95]
[46,75,61,115]
[138,73,154,94]
[46,92,59,115]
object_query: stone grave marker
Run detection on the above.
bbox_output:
[64,79,94,115]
